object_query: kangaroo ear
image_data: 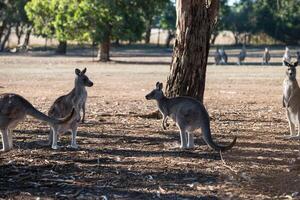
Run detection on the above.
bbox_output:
[81,68,87,74]
[156,82,160,88]
[158,83,163,90]
[294,61,298,67]
[284,60,292,67]
[75,68,81,76]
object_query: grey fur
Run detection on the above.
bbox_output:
[48,68,93,149]
[145,82,237,152]
[283,60,300,138]
[262,47,271,65]
[0,93,74,152]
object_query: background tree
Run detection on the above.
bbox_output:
[141,0,169,44]
[254,0,300,44]
[25,0,78,54]
[165,0,219,103]
[72,0,147,62]
[0,0,31,51]
[158,1,176,48]
[225,0,256,44]
[210,0,230,44]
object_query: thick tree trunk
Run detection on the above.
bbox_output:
[144,19,152,44]
[56,41,67,54]
[0,25,11,52]
[165,0,219,103]
[98,35,110,62]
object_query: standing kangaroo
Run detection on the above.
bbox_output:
[283,61,300,138]
[0,93,74,152]
[145,82,237,152]
[48,68,93,149]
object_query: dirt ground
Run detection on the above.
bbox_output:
[0,47,300,200]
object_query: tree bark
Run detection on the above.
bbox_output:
[23,27,32,47]
[98,35,110,62]
[0,25,11,52]
[0,21,7,43]
[165,0,219,103]
[144,18,152,44]
[56,40,67,54]
[15,24,23,45]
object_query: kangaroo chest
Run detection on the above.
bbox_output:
[283,80,294,103]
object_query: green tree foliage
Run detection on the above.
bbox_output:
[254,0,300,44]
[158,1,176,47]
[141,0,169,44]
[25,0,79,54]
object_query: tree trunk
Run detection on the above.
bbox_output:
[0,21,7,43]
[56,40,67,54]
[23,27,32,47]
[165,0,219,103]
[15,24,23,45]
[0,25,11,52]
[98,35,110,62]
[144,18,152,44]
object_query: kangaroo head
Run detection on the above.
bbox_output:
[75,68,93,87]
[145,82,164,100]
[284,61,298,80]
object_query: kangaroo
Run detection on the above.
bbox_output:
[214,48,222,65]
[48,68,93,149]
[0,93,74,152]
[283,46,291,66]
[262,47,271,65]
[283,60,300,139]
[220,48,228,65]
[145,82,237,152]
[237,45,246,65]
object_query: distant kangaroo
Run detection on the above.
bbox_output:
[283,46,291,66]
[283,60,300,139]
[262,47,271,65]
[145,82,237,152]
[48,68,93,149]
[0,93,74,152]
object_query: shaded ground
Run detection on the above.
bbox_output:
[0,46,300,199]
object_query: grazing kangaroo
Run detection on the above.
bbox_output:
[262,47,271,65]
[48,68,93,149]
[0,93,74,152]
[145,82,237,152]
[283,60,300,138]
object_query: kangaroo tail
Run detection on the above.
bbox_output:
[26,105,75,125]
[201,117,237,152]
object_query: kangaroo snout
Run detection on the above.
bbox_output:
[145,94,151,100]
[87,81,94,87]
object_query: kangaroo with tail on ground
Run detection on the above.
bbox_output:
[282,60,300,139]
[48,68,93,149]
[145,82,237,152]
[0,93,74,152]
